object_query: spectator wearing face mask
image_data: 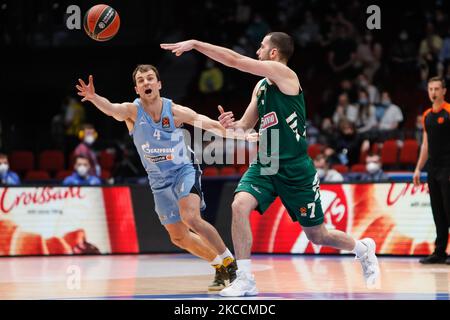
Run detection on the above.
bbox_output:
[313,153,344,183]
[0,153,20,185]
[63,155,101,186]
[355,88,377,136]
[360,153,389,182]
[73,123,101,177]
[377,91,404,140]
[355,73,380,104]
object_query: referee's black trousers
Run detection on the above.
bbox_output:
[427,166,450,256]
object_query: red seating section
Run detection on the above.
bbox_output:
[38,150,65,173]
[24,170,51,181]
[399,139,419,166]
[380,140,399,166]
[332,164,349,174]
[9,151,34,173]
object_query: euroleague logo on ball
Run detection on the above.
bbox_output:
[65,4,120,42]
[84,4,120,41]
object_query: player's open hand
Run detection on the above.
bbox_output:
[160,40,196,56]
[218,105,236,129]
[76,75,96,102]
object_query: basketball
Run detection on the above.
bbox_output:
[83,4,120,41]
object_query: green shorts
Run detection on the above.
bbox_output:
[235,158,324,227]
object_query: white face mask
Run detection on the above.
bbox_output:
[76,165,89,177]
[0,163,8,175]
[84,135,96,145]
[381,99,391,106]
[366,162,381,174]
[316,168,326,179]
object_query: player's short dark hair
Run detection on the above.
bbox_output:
[266,32,294,62]
[428,76,446,88]
[0,153,7,160]
[132,64,160,85]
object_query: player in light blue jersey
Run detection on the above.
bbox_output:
[76,65,253,291]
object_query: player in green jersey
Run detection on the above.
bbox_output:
[161,32,380,296]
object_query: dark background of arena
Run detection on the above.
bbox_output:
[1,0,449,182]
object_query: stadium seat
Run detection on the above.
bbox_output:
[101,169,111,180]
[380,140,399,166]
[9,151,34,173]
[38,150,65,173]
[99,150,116,171]
[55,170,73,180]
[332,164,349,174]
[399,139,419,166]
[220,166,237,176]
[307,143,323,160]
[350,164,367,173]
[24,170,51,181]
[202,166,219,176]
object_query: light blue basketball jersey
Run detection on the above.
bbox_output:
[129,97,205,225]
[131,97,192,177]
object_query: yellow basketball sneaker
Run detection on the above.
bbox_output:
[208,265,228,291]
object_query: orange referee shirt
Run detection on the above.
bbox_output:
[422,101,450,167]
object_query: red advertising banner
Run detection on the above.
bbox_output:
[0,186,138,256]
[250,183,448,255]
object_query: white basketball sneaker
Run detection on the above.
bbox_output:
[357,238,380,289]
[219,270,258,297]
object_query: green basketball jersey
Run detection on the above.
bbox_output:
[256,78,308,165]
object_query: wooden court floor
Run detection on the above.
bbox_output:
[0,254,449,300]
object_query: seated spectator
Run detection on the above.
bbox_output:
[377,91,404,140]
[335,119,367,166]
[355,88,377,136]
[355,73,380,104]
[354,32,383,82]
[293,10,321,47]
[198,59,224,94]
[418,22,443,87]
[327,23,357,80]
[63,155,101,186]
[438,25,450,77]
[332,93,358,125]
[0,153,20,185]
[360,153,389,182]
[318,117,337,146]
[390,29,418,75]
[313,153,344,183]
[73,123,101,177]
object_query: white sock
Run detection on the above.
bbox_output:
[352,240,368,258]
[237,259,252,274]
[209,255,222,267]
[220,248,234,263]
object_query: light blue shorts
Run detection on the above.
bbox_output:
[148,164,205,225]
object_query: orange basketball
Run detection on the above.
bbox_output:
[83,4,120,41]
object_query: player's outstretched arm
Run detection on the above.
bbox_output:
[76,75,136,122]
[172,104,257,142]
[160,40,296,87]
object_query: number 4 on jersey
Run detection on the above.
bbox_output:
[153,129,161,140]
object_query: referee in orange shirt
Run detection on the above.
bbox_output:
[414,76,450,264]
